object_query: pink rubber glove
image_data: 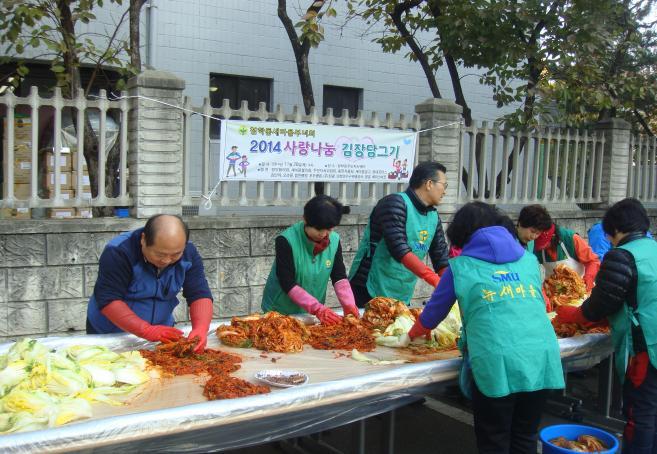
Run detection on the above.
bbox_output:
[408,318,432,341]
[188,298,213,353]
[101,300,183,343]
[334,279,360,319]
[401,252,440,287]
[288,285,342,325]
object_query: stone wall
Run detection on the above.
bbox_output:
[2,209,656,341]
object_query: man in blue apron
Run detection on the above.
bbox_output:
[410,202,563,453]
[87,214,214,353]
[556,198,657,454]
[348,161,449,307]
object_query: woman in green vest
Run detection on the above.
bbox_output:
[519,204,600,293]
[261,195,360,325]
[409,202,564,453]
[556,198,657,453]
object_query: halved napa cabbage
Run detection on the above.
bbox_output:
[430,304,462,349]
[0,338,151,433]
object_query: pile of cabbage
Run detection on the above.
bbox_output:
[0,338,152,434]
[373,304,462,350]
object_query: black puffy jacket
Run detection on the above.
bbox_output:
[349,187,449,288]
[582,232,645,352]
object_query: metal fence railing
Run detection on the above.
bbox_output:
[1,87,131,217]
[628,134,657,202]
[458,122,605,205]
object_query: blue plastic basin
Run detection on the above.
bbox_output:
[114,207,129,218]
[540,424,619,453]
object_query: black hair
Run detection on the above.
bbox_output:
[303,195,347,229]
[602,198,650,236]
[408,161,447,189]
[143,214,190,246]
[446,202,499,248]
[496,211,518,240]
[517,204,552,230]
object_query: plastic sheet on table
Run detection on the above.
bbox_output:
[0,323,612,453]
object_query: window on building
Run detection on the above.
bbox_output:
[209,74,273,138]
[0,62,121,97]
[323,85,362,118]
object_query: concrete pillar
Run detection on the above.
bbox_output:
[415,98,463,210]
[127,70,185,218]
[595,118,631,208]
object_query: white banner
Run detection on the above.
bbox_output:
[219,120,417,183]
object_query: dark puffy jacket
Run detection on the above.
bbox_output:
[582,232,645,352]
[350,187,449,287]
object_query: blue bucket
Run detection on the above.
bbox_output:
[114,207,129,218]
[540,424,619,453]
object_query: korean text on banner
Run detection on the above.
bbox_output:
[219,120,417,183]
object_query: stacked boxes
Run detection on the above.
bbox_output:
[1,115,33,219]
[43,147,93,219]
[2,115,94,219]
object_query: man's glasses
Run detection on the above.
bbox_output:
[432,179,448,189]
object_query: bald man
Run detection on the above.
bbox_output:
[86,214,214,352]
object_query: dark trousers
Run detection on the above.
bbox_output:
[623,363,657,454]
[350,281,372,308]
[472,384,549,454]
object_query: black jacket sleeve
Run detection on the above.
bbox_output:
[428,218,449,272]
[275,236,296,293]
[330,241,348,284]
[372,193,411,261]
[581,247,636,321]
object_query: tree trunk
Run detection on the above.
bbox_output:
[278,0,322,115]
[57,0,81,98]
[391,1,441,98]
[129,0,146,70]
[278,0,327,195]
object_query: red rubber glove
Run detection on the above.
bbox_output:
[101,300,183,343]
[542,287,552,313]
[401,252,440,287]
[555,305,590,326]
[315,306,343,325]
[288,285,343,325]
[408,318,432,341]
[188,298,213,353]
[627,352,650,388]
[583,274,595,293]
[334,279,360,319]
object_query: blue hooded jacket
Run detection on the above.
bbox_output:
[420,226,526,329]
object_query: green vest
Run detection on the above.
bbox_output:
[609,238,657,381]
[451,252,564,397]
[349,192,438,304]
[535,225,577,263]
[261,222,339,315]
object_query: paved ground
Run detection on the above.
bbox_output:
[224,368,625,454]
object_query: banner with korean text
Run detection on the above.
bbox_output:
[219,120,417,183]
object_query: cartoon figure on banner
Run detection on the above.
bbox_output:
[401,159,409,179]
[225,146,241,177]
[239,155,250,177]
[389,158,405,180]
